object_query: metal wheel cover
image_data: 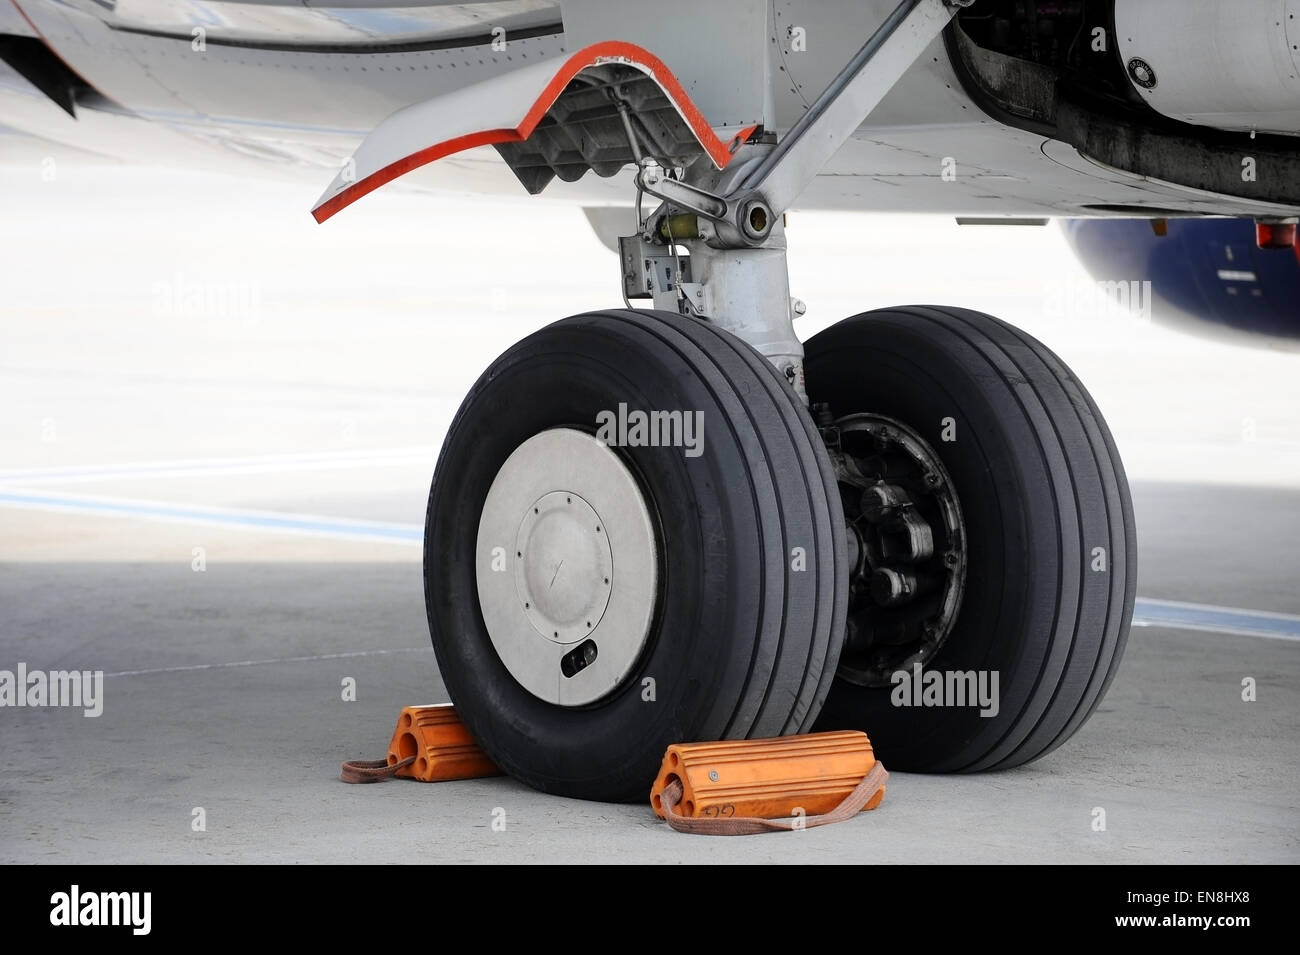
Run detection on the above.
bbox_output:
[475,428,658,705]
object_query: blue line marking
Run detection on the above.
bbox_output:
[0,490,423,543]
[1133,598,1300,642]
[0,450,430,483]
[3,489,1298,639]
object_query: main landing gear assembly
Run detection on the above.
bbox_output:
[427,300,1136,799]
[411,0,1137,800]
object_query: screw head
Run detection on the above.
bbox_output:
[708,770,719,782]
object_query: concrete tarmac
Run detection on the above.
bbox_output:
[1,165,1296,863]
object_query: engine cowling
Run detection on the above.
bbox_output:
[1061,218,1300,346]
[1114,0,1300,137]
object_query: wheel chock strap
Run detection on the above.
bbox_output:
[340,755,416,784]
[340,704,501,784]
[649,731,888,835]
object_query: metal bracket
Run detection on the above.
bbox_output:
[636,165,727,222]
[619,232,704,314]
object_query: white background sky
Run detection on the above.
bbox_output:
[1,161,1297,488]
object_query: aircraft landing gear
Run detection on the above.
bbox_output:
[423,302,1135,798]
[415,0,1132,799]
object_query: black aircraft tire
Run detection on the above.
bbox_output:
[425,309,846,801]
[807,305,1136,772]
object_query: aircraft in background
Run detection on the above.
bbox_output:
[1064,218,1299,345]
[4,0,1297,801]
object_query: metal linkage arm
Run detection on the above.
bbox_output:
[734,0,968,219]
[635,0,968,246]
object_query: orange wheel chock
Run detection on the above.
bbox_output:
[385,704,501,782]
[650,730,886,822]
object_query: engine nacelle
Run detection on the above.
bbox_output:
[1062,218,1300,347]
[1114,0,1300,136]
